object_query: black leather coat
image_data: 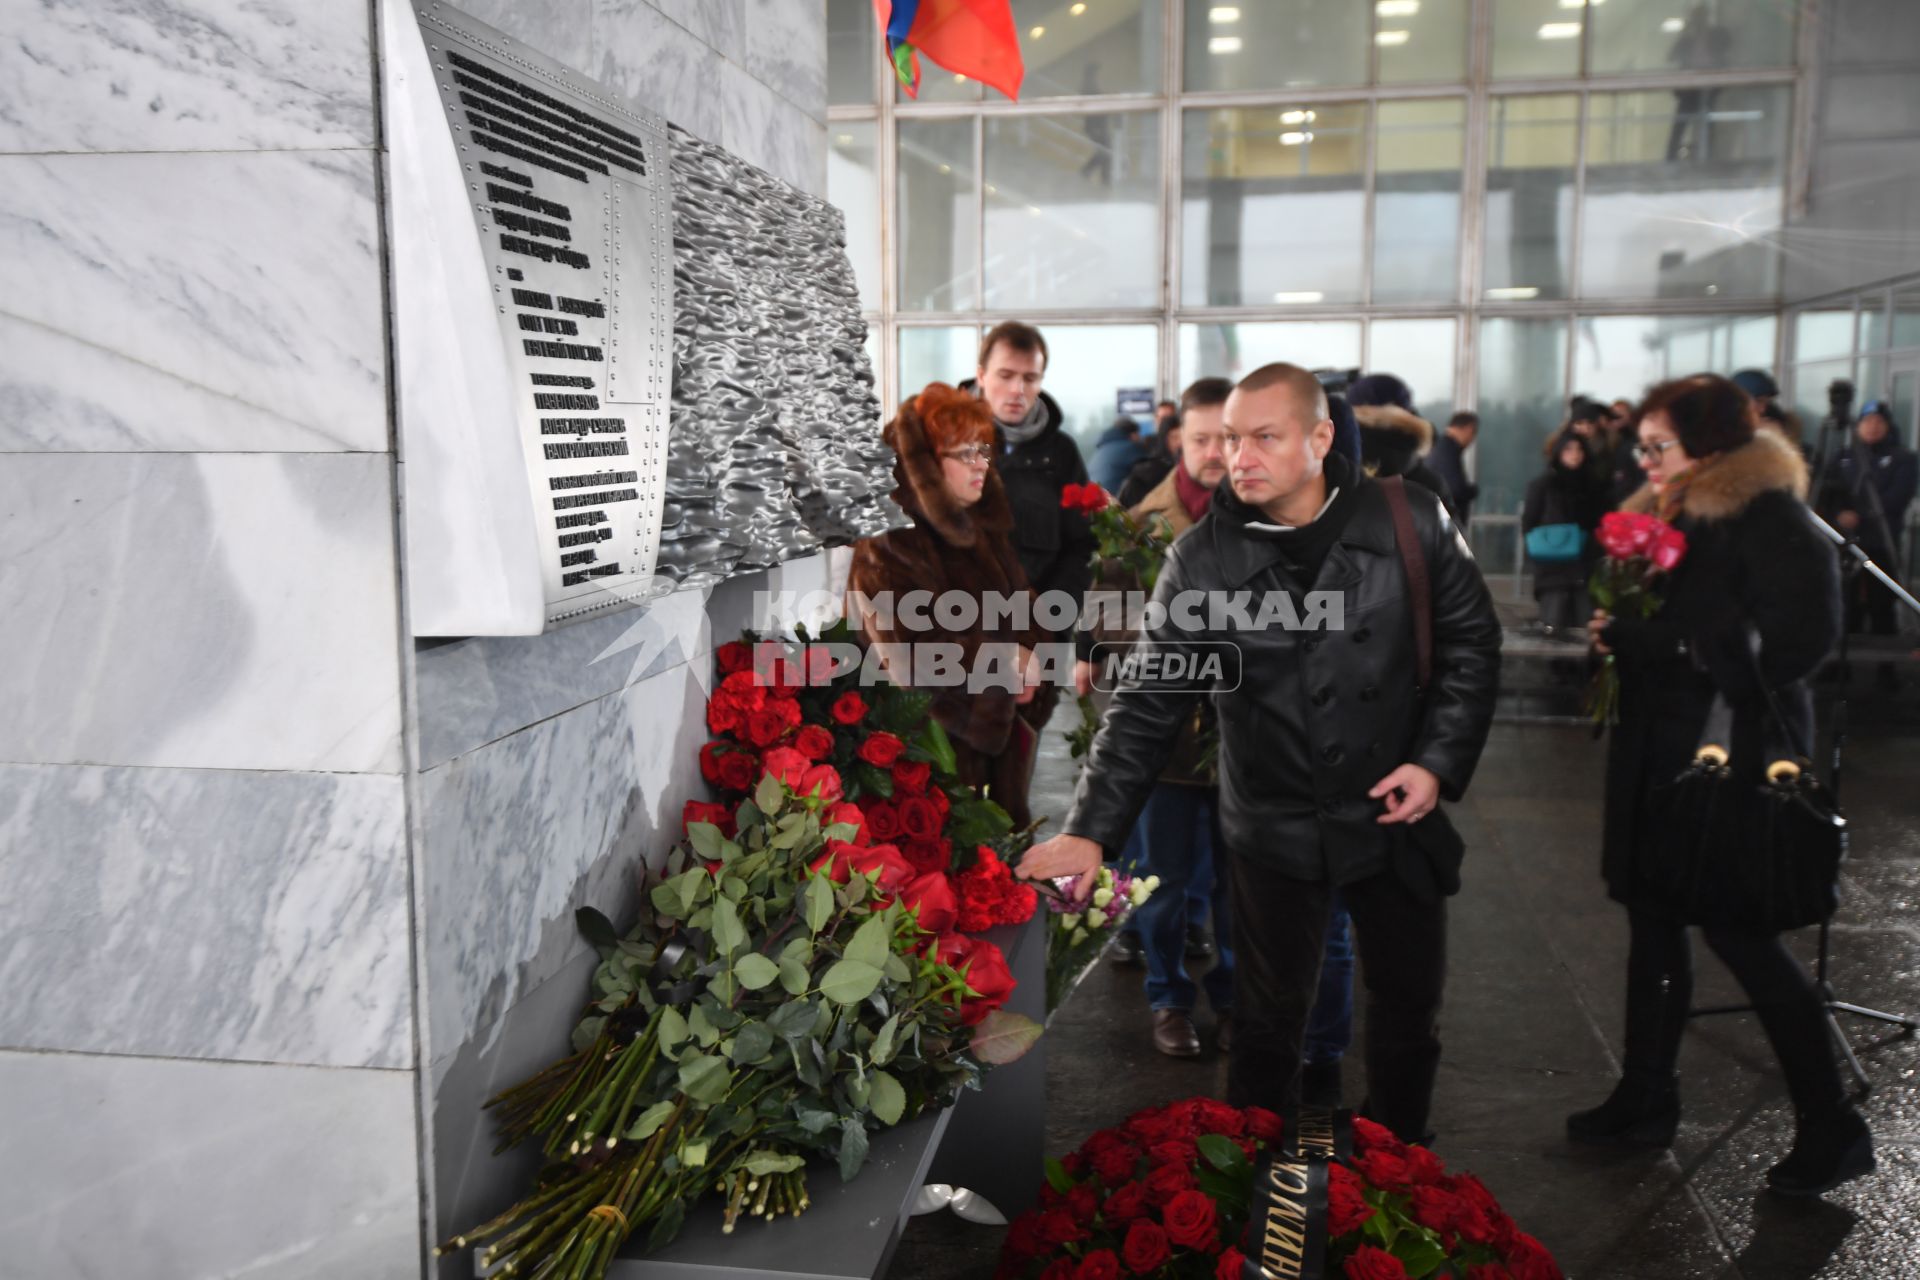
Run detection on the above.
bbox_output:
[1063,459,1503,883]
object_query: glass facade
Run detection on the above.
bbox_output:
[827,0,1811,505]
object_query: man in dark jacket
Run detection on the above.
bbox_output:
[1346,373,1460,522]
[1829,400,1917,635]
[1091,417,1145,492]
[1019,362,1503,1141]
[961,322,1096,726]
[1428,411,1480,528]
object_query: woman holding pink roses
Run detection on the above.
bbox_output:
[1575,375,1872,1197]
[848,383,1045,826]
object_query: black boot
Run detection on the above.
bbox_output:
[1766,1107,1874,1197]
[1566,1073,1680,1146]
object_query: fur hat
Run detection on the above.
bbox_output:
[1346,373,1414,413]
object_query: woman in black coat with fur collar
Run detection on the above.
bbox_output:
[1573,375,1871,1198]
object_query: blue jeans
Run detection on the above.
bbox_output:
[1130,784,1234,1011]
[1304,896,1354,1065]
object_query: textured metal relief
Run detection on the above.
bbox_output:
[654,124,905,590]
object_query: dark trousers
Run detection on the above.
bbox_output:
[1621,905,1848,1117]
[1226,858,1447,1142]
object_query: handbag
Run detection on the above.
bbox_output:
[1644,647,1846,932]
[1524,522,1587,563]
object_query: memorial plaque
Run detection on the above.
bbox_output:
[411,2,672,628]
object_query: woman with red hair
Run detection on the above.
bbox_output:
[848,383,1044,826]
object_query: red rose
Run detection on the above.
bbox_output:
[901,838,951,876]
[857,731,907,766]
[1327,1164,1376,1238]
[681,800,735,838]
[1408,1185,1466,1235]
[930,786,951,817]
[699,740,729,784]
[798,764,843,803]
[715,640,753,674]
[1039,1262,1075,1280]
[1244,1106,1284,1144]
[793,723,836,761]
[804,644,840,686]
[826,802,869,844]
[1059,483,1083,511]
[810,839,914,892]
[1650,523,1688,572]
[1503,1233,1562,1280]
[891,758,932,794]
[1215,1248,1247,1280]
[1099,1178,1150,1225]
[1141,1161,1196,1206]
[1064,1183,1097,1220]
[761,746,811,790]
[1147,1139,1196,1168]
[1353,1147,1414,1192]
[861,801,903,841]
[1191,1099,1246,1137]
[831,691,868,724]
[896,795,941,840]
[1120,1220,1170,1275]
[1596,510,1662,560]
[1466,1267,1514,1280]
[1074,1250,1121,1280]
[1033,1207,1086,1247]
[1003,1214,1046,1261]
[1343,1244,1410,1280]
[932,934,1016,1025]
[900,872,957,934]
[1161,1189,1219,1250]
[744,698,802,747]
[1403,1144,1444,1186]
[716,750,758,792]
[1351,1116,1403,1157]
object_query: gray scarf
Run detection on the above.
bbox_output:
[981,390,1051,445]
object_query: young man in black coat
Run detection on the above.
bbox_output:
[1018,362,1503,1142]
[960,322,1097,727]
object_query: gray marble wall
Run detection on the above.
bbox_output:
[0,0,836,1277]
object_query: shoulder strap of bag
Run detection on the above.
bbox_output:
[1382,477,1433,691]
[1695,633,1814,765]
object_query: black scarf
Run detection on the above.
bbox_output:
[1214,453,1363,587]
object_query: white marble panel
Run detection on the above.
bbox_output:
[655,0,745,62]
[0,453,404,774]
[593,0,727,146]
[0,1049,419,1279]
[0,763,412,1068]
[0,0,375,154]
[445,0,596,77]
[421,660,712,1083]
[720,60,825,196]
[0,150,386,452]
[744,0,827,121]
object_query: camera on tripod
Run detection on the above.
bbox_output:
[1827,378,1855,426]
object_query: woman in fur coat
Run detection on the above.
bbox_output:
[847,383,1045,827]
[1572,374,1872,1198]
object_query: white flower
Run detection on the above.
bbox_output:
[1069,927,1089,946]
[1060,913,1082,931]
[1143,875,1162,892]
[1091,887,1115,909]
[1128,880,1153,906]
[1086,908,1108,929]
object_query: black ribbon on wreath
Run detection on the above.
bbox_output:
[1239,1107,1352,1280]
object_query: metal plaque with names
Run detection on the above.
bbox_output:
[414,2,672,628]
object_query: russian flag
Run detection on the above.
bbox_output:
[872,0,1025,102]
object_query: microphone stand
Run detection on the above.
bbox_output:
[1690,510,1920,1098]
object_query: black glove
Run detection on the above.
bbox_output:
[1599,614,1686,665]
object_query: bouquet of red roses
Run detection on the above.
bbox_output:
[1063,482,1177,593]
[1585,510,1688,728]
[998,1099,1562,1280]
[694,622,1037,935]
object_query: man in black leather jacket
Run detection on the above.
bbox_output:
[1019,362,1502,1141]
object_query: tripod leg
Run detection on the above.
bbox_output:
[1828,999,1920,1033]
[1824,1005,1873,1099]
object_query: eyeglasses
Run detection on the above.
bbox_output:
[1633,439,1682,463]
[942,444,994,466]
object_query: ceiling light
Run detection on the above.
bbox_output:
[955,73,968,82]
[1272,291,1325,304]
[1030,25,1045,38]
[938,163,952,173]
[1279,130,1315,145]
[836,133,853,144]
[985,183,997,193]
[1280,109,1317,124]
[1376,29,1411,45]
[1560,0,1604,6]
[1377,0,1420,14]
[1027,205,1042,215]
[1210,6,1242,22]
[1487,286,1541,300]
[1071,2,1087,12]
[1661,16,1684,30]
[1538,22,1582,38]
[1208,35,1243,53]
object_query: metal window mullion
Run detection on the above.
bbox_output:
[1569,88,1590,306]
[878,99,898,412]
[1459,0,1494,433]
[1361,100,1379,310]
[972,113,985,316]
[1161,0,1184,397]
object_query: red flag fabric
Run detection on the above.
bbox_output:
[905,0,1024,101]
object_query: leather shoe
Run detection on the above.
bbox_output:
[1152,1009,1202,1058]
[1215,1013,1233,1054]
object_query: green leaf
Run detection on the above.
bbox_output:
[1197,1133,1250,1178]
[743,1150,805,1176]
[838,1117,870,1182]
[575,907,620,953]
[871,1012,901,1066]
[768,1000,816,1041]
[569,1014,608,1054]
[688,1002,719,1047]
[918,717,958,778]
[868,1069,906,1125]
[734,953,779,990]
[710,901,746,956]
[686,821,725,860]
[856,761,894,797]
[755,771,785,815]
[626,1100,676,1141]
[676,1053,731,1105]
[844,913,892,969]
[795,1106,838,1135]
[819,958,883,1005]
[778,956,811,996]
[647,1197,686,1251]
[968,1010,1044,1065]
[804,872,834,933]
[657,1006,690,1049]
[1396,1235,1449,1278]
[1043,1158,1076,1196]
[729,1020,775,1064]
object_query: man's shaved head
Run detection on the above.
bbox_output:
[1235,362,1329,426]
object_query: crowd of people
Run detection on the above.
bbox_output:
[844,319,1904,1204]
